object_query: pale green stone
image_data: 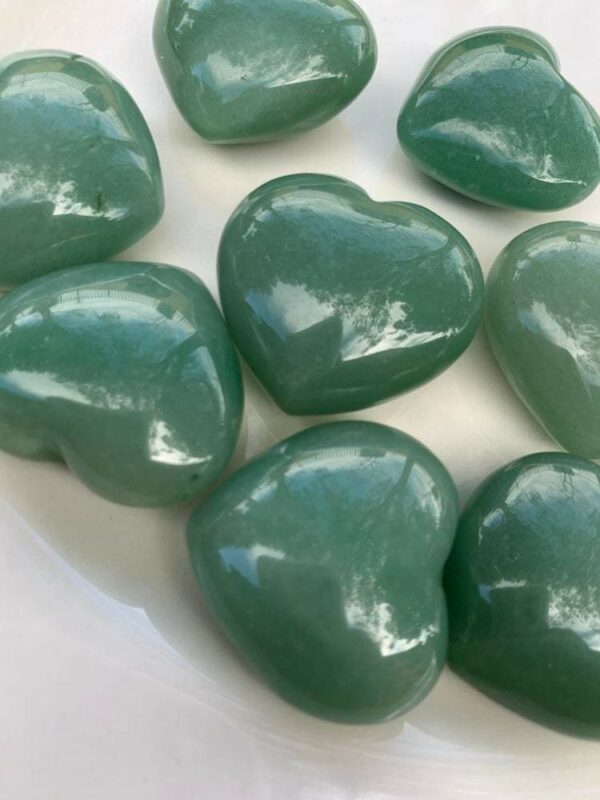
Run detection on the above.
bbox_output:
[188,421,458,723]
[219,174,484,415]
[486,222,600,458]
[154,0,377,143]
[0,51,164,285]
[398,28,600,209]
[446,452,600,738]
[0,262,243,506]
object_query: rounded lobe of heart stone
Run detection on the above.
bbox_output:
[397,27,600,210]
[445,452,600,738]
[153,0,377,143]
[187,421,458,723]
[0,51,164,286]
[0,262,243,507]
[218,173,484,415]
[486,221,600,459]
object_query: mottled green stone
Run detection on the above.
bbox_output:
[445,453,600,738]
[188,421,457,723]
[486,222,600,459]
[219,174,484,415]
[0,262,243,506]
[397,27,600,210]
[153,0,377,143]
[0,51,164,286]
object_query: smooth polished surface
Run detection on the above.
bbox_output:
[486,222,600,458]
[153,0,377,143]
[0,262,243,506]
[397,27,600,210]
[188,421,458,723]
[6,3,600,798]
[219,174,484,415]
[445,453,600,738]
[0,50,163,286]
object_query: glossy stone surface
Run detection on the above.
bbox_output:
[0,262,243,506]
[153,0,376,144]
[445,453,600,738]
[486,222,600,459]
[397,27,600,210]
[188,421,457,723]
[0,51,164,286]
[219,174,484,415]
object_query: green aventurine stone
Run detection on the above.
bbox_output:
[397,27,600,210]
[219,174,484,415]
[445,453,600,738]
[486,222,600,459]
[153,0,377,144]
[0,51,164,286]
[0,262,243,507]
[187,421,458,723]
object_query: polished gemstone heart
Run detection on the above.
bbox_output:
[188,421,457,723]
[0,262,243,506]
[219,174,483,415]
[397,27,600,210]
[153,0,377,143]
[445,453,600,738]
[0,51,164,286]
[486,222,600,459]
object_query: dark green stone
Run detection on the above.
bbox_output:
[0,51,164,286]
[0,262,243,506]
[486,222,600,459]
[397,27,600,210]
[153,0,377,143]
[219,174,484,415]
[445,453,600,738]
[187,421,458,724]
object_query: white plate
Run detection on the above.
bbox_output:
[1,1,600,797]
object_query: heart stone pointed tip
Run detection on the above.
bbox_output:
[153,0,377,144]
[219,173,484,415]
[0,262,243,507]
[486,221,600,459]
[187,421,458,724]
[445,452,600,738]
[397,27,600,210]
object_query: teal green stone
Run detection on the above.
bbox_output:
[153,0,377,144]
[486,222,600,459]
[397,27,600,210]
[188,421,458,723]
[445,453,600,738]
[0,262,243,507]
[219,174,484,415]
[0,51,164,286]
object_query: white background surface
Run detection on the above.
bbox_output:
[1,1,600,797]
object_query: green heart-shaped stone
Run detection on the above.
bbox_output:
[0,262,243,506]
[486,221,600,459]
[188,421,458,723]
[397,27,600,210]
[219,174,484,415]
[0,51,164,286]
[445,452,600,738]
[153,0,377,143]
